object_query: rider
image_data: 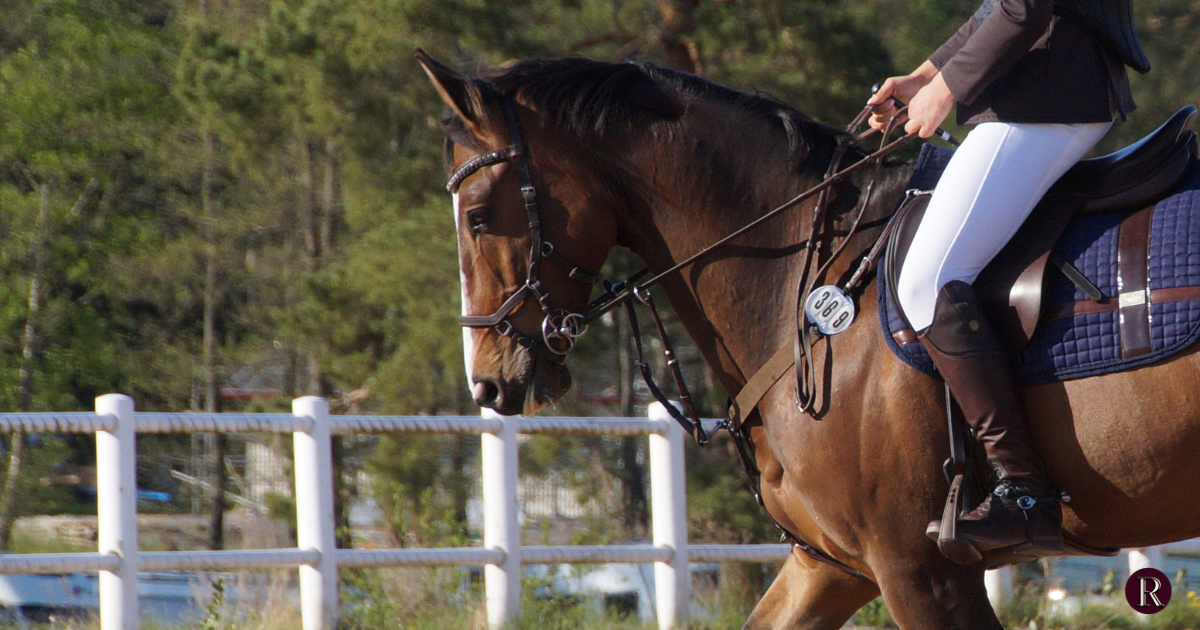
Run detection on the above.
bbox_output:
[868,0,1147,557]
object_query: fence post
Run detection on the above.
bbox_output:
[648,402,689,629]
[482,408,520,628]
[1129,546,1162,575]
[985,567,1012,611]
[96,394,138,630]
[293,396,337,630]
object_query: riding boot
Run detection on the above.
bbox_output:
[919,281,1062,559]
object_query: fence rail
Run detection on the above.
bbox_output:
[3,396,1187,628]
[0,396,787,630]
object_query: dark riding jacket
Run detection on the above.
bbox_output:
[929,0,1141,126]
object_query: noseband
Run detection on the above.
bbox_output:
[449,101,599,362]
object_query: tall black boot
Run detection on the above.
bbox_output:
[920,281,1062,561]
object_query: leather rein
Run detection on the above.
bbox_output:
[449,96,921,579]
[450,98,918,441]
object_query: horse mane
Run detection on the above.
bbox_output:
[444,57,861,174]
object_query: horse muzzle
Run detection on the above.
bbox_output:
[471,347,573,415]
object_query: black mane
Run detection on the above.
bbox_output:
[446,57,860,171]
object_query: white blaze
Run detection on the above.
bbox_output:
[454,193,477,387]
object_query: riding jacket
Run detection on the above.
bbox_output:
[929,0,1144,126]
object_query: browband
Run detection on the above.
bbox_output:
[446,145,523,193]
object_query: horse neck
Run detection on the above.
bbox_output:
[613,111,914,393]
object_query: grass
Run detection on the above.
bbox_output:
[0,565,757,630]
[8,529,92,555]
[994,579,1200,630]
[5,569,1200,629]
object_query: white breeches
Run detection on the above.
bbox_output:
[897,121,1112,331]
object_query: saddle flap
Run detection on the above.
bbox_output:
[881,191,934,331]
[883,188,1069,353]
[975,199,1078,353]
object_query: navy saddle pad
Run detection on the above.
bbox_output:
[879,145,1200,385]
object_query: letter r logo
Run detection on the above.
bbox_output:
[1125,567,1171,613]
[1138,577,1163,607]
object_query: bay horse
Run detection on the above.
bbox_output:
[416,49,1200,629]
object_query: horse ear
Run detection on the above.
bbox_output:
[415,48,491,136]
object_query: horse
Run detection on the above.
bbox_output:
[416,49,1200,629]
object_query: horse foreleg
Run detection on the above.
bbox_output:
[742,549,879,630]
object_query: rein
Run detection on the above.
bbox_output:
[450,96,920,443]
[449,93,928,580]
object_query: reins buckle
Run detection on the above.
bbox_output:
[542,310,588,355]
[633,285,651,304]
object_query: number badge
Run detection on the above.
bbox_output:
[803,285,856,336]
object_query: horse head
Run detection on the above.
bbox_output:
[417,50,685,414]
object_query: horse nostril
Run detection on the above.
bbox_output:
[472,379,502,408]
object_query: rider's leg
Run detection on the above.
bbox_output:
[896,121,1110,557]
[897,122,1111,331]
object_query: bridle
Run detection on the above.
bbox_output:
[449,95,924,443]
[450,100,600,362]
[447,89,943,580]
[448,98,719,442]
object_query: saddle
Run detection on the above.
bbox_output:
[884,106,1199,355]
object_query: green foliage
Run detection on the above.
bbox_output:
[1,435,74,516]
[996,567,1200,630]
[855,596,897,627]
[685,437,779,544]
[694,0,896,123]
[367,434,475,546]
[202,579,227,630]
[0,4,1197,627]
[263,491,295,522]
[338,570,400,630]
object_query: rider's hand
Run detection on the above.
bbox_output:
[867,70,933,131]
[867,61,942,132]
[903,72,955,139]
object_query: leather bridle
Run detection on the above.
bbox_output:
[448,96,923,444]
[450,100,600,362]
[447,93,936,580]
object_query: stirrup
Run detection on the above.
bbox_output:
[934,474,983,565]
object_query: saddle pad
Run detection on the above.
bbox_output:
[878,144,1200,385]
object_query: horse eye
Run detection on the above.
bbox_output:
[466,208,492,235]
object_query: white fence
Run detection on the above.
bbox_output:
[0,396,790,630]
[2,395,1192,628]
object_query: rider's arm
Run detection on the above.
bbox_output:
[927,0,1055,105]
